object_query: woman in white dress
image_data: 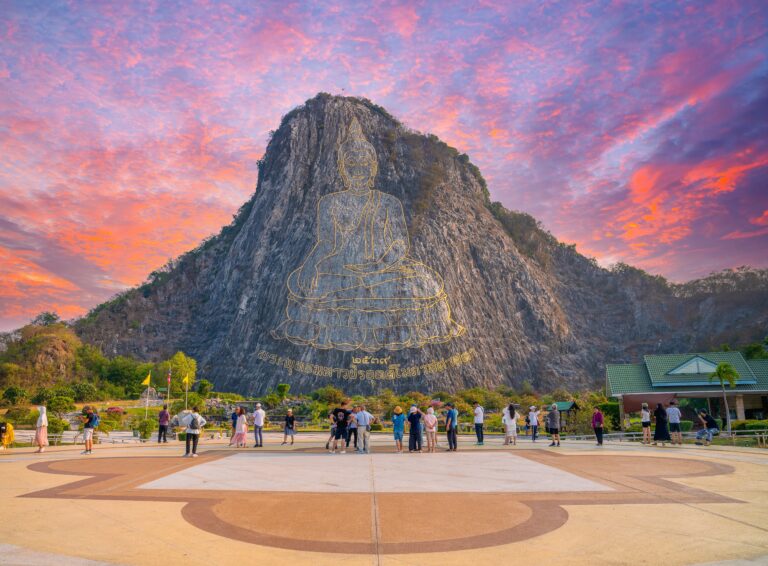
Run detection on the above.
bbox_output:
[502,404,517,446]
[34,406,48,453]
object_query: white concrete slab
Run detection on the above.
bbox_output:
[139,452,611,493]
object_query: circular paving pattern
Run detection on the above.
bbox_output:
[23,448,739,554]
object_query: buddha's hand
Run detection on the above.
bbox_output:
[297,266,318,293]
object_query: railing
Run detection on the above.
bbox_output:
[561,429,768,447]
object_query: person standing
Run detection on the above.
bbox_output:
[528,406,540,442]
[229,407,248,448]
[355,405,374,454]
[347,406,359,451]
[695,409,720,446]
[653,403,670,446]
[424,407,438,453]
[407,406,423,452]
[641,403,652,445]
[325,410,336,450]
[282,408,296,445]
[230,409,238,439]
[445,403,458,451]
[182,407,206,457]
[592,406,605,446]
[392,406,406,453]
[252,402,266,447]
[330,402,351,454]
[81,407,98,455]
[473,402,484,445]
[158,404,170,444]
[666,400,683,445]
[502,404,517,446]
[547,404,561,447]
[34,405,49,453]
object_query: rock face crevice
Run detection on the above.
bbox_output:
[75,94,768,395]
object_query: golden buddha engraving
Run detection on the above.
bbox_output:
[272,118,465,352]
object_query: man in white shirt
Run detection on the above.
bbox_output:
[528,406,541,442]
[355,405,375,454]
[252,402,266,447]
[473,402,484,445]
[666,400,683,445]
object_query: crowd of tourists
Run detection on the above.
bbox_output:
[641,400,721,446]
[6,397,722,456]
[213,400,579,454]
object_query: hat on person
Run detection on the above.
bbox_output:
[394,406,402,414]
[529,406,536,411]
[255,402,262,408]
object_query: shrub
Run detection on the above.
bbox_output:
[2,385,28,405]
[48,396,76,417]
[171,393,203,415]
[745,420,768,431]
[30,387,54,405]
[71,382,98,402]
[48,416,69,435]
[134,418,155,439]
[680,421,693,432]
[370,423,383,431]
[731,420,748,431]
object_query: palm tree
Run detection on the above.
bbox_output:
[709,362,739,435]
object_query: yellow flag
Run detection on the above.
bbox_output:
[141,372,151,386]
[182,374,189,386]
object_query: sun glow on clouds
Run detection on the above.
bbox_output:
[1,0,767,329]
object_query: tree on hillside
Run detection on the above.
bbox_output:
[196,379,213,398]
[276,383,291,400]
[2,385,27,405]
[742,341,768,360]
[709,362,739,435]
[30,312,61,326]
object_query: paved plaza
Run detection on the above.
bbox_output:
[1,433,767,565]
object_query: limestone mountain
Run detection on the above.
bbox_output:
[74,94,768,395]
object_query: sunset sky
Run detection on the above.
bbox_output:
[1,1,767,331]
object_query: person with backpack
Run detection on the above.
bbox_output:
[181,407,207,457]
[81,407,99,455]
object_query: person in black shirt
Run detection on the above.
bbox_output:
[330,402,352,454]
[407,406,423,452]
[695,409,720,446]
[282,408,296,446]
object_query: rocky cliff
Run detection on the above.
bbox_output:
[74,94,768,395]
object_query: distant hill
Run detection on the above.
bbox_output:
[71,93,768,395]
[0,323,82,389]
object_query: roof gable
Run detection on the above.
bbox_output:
[667,356,718,376]
[644,351,756,386]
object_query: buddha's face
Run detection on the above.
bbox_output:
[342,146,376,186]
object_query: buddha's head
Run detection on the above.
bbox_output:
[338,117,378,188]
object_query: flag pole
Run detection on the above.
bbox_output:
[185,377,189,411]
[144,386,149,419]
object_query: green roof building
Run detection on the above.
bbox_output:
[606,352,768,424]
